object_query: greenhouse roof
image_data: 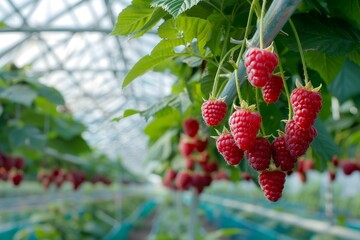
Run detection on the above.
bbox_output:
[0,0,173,173]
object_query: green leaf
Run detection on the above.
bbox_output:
[47,136,91,155]
[304,51,345,84]
[158,16,212,54]
[0,22,6,28]
[122,47,178,88]
[36,86,65,105]
[9,126,46,150]
[144,109,181,142]
[132,8,168,38]
[281,14,360,55]
[329,60,360,102]
[151,0,202,17]
[348,49,360,66]
[0,84,37,106]
[327,0,360,29]
[146,130,177,161]
[112,109,141,122]
[259,102,282,135]
[52,117,86,139]
[112,1,154,36]
[0,104,3,117]
[311,119,341,169]
[141,94,178,120]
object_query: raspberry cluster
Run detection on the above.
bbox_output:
[200,44,323,202]
[163,118,228,195]
[0,153,25,186]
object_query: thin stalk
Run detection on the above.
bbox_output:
[211,25,231,97]
[255,88,266,136]
[236,0,257,65]
[274,43,292,120]
[234,68,243,101]
[289,19,309,84]
[259,0,267,49]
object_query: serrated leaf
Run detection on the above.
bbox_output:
[304,51,345,84]
[0,84,37,106]
[132,8,167,38]
[112,109,140,122]
[348,49,360,66]
[157,16,212,55]
[327,0,360,29]
[151,0,202,17]
[329,60,360,102]
[112,3,154,36]
[141,95,178,120]
[281,14,360,55]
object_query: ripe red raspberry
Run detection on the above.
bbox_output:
[290,84,322,128]
[229,102,262,151]
[216,129,244,166]
[176,171,192,190]
[332,156,339,167]
[244,47,278,87]
[201,161,219,173]
[245,137,271,171]
[259,170,286,202]
[262,75,283,103]
[272,136,297,171]
[340,160,359,175]
[185,157,195,170]
[329,171,336,182]
[179,135,196,157]
[195,137,208,152]
[285,120,317,157]
[201,97,227,126]
[182,118,199,137]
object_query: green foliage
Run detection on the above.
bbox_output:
[114,0,360,176]
[151,0,202,17]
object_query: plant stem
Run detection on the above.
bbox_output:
[211,25,231,97]
[259,0,267,49]
[255,88,266,136]
[233,0,257,102]
[274,43,292,120]
[289,19,309,84]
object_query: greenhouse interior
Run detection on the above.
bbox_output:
[1,0,360,239]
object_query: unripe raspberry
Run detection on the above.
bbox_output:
[201,97,227,126]
[259,170,286,202]
[244,47,278,87]
[216,129,244,166]
[245,137,271,171]
[229,102,262,151]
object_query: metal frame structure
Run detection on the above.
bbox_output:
[0,0,172,172]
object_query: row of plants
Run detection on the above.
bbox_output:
[0,64,141,189]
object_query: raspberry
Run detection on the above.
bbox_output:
[245,137,271,171]
[272,136,297,171]
[329,171,336,182]
[185,157,195,170]
[244,47,278,87]
[242,172,252,181]
[332,156,339,167]
[201,161,219,173]
[195,137,208,152]
[179,135,196,157]
[201,97,227,126]
[285,120,317,157]
[290,85,322,129]
[216,129,244,166]
[10,172,23,186]
[176,171,192,190]
[229,102,262,151]
[182,118,199,137]
[262,75,283,103]
[259,170,286,202]
[340,160,359,175]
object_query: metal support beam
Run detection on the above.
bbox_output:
[0,27,112,33]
